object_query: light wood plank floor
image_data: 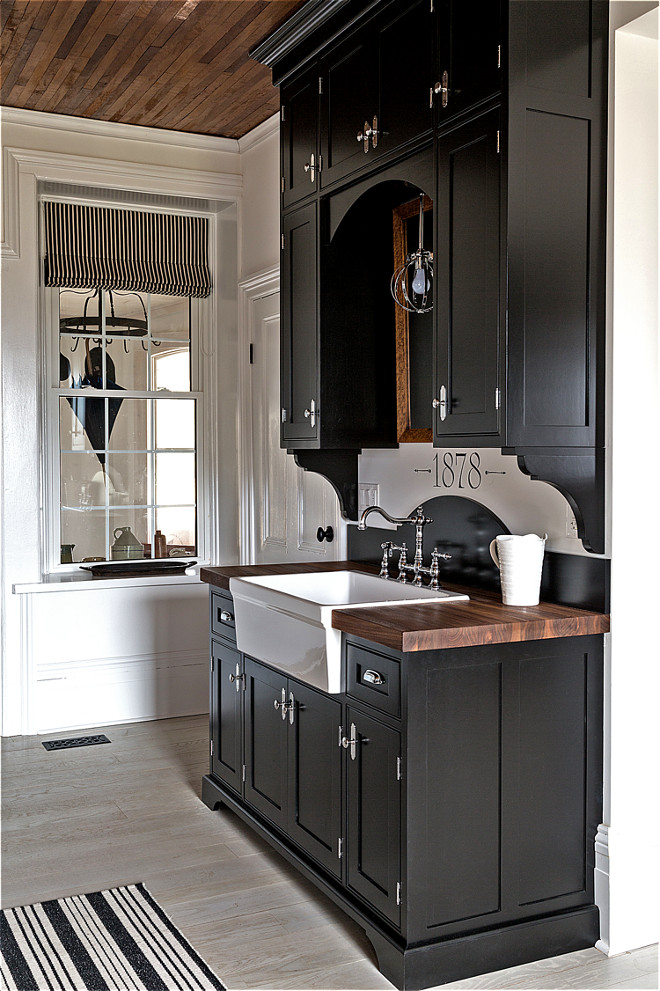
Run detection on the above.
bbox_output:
[2,715,657,991]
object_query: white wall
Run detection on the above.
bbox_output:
[1,109,242,736]
[600,4,659,955]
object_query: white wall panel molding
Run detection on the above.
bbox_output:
[1,144,20,256]
[34,650,208,734]
[0,107,240,155]
[237,266,280,564]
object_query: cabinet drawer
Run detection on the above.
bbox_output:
[346,643,400,718]
[211,591,236,643]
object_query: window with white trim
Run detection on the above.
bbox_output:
[43,198,211,570]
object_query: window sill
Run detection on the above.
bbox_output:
[13,563,207,594]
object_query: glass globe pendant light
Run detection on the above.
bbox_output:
[390,193,433,314]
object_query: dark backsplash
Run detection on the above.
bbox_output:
[347,494,610,613]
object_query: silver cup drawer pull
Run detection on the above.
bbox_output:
[363,669,384,686]
[219,609,233,624]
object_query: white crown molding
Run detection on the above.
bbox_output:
[238,112,280,155]
[1,145,242,258]
[0,106,240,154]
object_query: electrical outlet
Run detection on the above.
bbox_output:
[566,505,579,538]
[359,483,379,514]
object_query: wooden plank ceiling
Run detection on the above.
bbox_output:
[1,0,309,138]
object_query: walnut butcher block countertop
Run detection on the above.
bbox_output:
[200,561,610,653]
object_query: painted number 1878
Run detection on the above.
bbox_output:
[433,452,482,490]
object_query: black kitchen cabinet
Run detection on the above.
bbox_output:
[433,106,502,443]
[288,680,343,876]
[203,587,604,990]
[244,657,288,830]
[320,0,433,190]
[281,71,319,208]
[242,655,344,877]
[280,203,318,445]
[255,0,608,551]
[433,0,502,126]
[345,705,401,926]
[210,639,243,796]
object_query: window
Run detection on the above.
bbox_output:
[43,199,211,569]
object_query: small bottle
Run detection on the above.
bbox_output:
[154,530,167,558]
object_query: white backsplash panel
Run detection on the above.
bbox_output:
[358,444,594,557]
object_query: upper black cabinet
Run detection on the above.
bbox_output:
[434,107,502,444]
[433,0,502,125]
[280,203,318,446]
[254,0,608,550]
[281,72,319,209]
[321,0,434,189]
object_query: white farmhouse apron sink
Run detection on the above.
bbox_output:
[229,570,468,693]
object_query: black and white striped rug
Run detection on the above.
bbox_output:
[0,883,226,991]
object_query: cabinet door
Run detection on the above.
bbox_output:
[346,707,401,926]
[320,31,379,189]
[434,107,502,442]
[281,71,319,209]
[281,203,319,447]
[378,0,434,152]
[211,640,244,796]
[244,657,288,831]
[287,682,342,877]
[435,0,502,126]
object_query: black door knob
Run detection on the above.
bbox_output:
[316,525,334,543]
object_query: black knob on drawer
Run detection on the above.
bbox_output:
[316,526,334,543]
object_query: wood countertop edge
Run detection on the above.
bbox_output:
[200,562,610,652]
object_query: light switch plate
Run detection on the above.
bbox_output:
[358,483,379,514]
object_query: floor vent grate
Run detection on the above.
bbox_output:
[42,735,111,751]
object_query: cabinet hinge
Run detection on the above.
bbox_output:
[281,176,285,193]
[318,76,323,95]
[281,105,285,123]
[396,882,402,906]
[211,655,214,672]
[242,763,246,783]
[317,154,322,173]
[281,233,285,250]
[249,343,254,365]
[498,44,501,69]
[210,739,214,757]
[496,130,500,154]
[281,407,287,423]
[338,837,343,859]
[396,756,402,781]
[495,387,501,410]
[338,725,343,748]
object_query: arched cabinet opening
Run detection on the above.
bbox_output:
[322,174,434,451]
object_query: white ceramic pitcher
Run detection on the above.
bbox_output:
[489,533,547,606]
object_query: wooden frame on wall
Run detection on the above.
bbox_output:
[392,194,433,443]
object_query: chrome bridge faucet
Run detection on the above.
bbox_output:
[357,504,451,589]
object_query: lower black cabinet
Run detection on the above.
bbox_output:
[210,639,243,796]
[244,656,343,877]
[346,705,401,926]
[204,594,603,991]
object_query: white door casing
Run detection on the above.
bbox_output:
[238,269,344,564]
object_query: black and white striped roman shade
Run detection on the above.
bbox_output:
[44,201,211,297]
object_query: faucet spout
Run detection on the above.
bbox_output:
[357,505,412,530]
